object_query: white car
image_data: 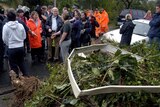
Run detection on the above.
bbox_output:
[103,19,150,45]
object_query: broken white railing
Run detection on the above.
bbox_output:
[67,44,160,98]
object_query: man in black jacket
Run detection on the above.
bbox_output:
[147,3,160,49]
[46,7,63,62]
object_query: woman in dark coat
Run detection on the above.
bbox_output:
[119,14,135,47]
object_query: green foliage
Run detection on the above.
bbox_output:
[25,64,71,107]
[56,0,78,13]
[72,50,138,90]
[25,63,90,107]
[0,0,23,8]
[100,42,160,107]
[25,42,160,107]
[131,0,156,12]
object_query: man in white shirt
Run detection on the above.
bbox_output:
[52,16,57,30]
[46,7,63,62]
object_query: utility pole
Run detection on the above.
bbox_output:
[53,0,56,7]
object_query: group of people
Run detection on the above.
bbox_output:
[119,2,160,50]
[120,3,160,50]
[0,5,109,77]
[1,2,160,79]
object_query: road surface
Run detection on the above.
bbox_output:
[0,53,50,107]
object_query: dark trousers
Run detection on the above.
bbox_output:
[70,38,81,51]
[8,47,28,76]
[149,37,160,50]
[31,47,43,61]
[24,34,30,52]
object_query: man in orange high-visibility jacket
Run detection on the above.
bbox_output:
[94,9,101,37]
[99,8,109,35]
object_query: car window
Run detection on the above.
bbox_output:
[120,9,129,16]
[132,10,146,19]
[133,21,150,36]
[137,10,146,18]
[120,9,146,19]
[132,10,137,19]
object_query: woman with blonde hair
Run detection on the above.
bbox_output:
[119,14,135,47]
[27,11,43,63]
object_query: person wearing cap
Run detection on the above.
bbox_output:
[17,9,27,24]
[47,5,53,17]
[17,8,31,53]
[41,6,48,20]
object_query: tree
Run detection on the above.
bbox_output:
[121,0,134,9]
[23,0,40,5]
[0,0,23,8]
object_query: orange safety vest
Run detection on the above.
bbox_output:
[27,19,42,49]
[100,10,109,33]
[94,11,101,37]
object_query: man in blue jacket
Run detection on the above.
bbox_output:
[147,3,160,49]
